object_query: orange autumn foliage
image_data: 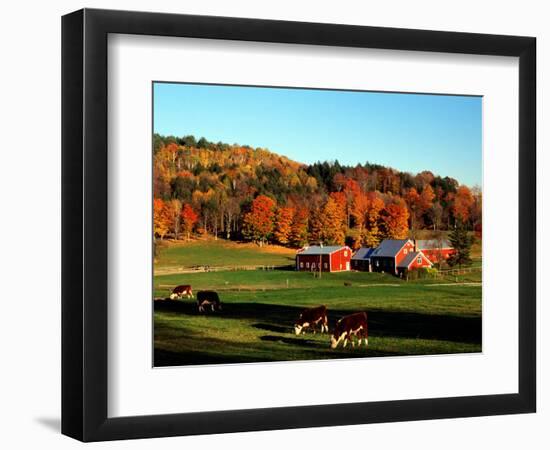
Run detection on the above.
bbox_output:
[242,195,277,245]
[274,206,294,245]
[452,185,475,223]
[153,198,171,239]
[181,204,199,240]
[289,207,309,247]
[153,135,480,247]
[382,197,410,239]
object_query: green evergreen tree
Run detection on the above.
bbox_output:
[447,224,473,267]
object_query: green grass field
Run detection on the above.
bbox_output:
[155,239,296,271]
[154,239,482,366]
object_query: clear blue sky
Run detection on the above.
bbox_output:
[153,82,482,187]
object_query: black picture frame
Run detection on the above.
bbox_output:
[62,8,536,442]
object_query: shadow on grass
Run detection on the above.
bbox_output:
[154,335,400,367]
[154,299,481,344]
[154,338,397,367]
[252,322,291,334]
[258,334,329,348]
[154,348,267,367]
[154,292,481,365]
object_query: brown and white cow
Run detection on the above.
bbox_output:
[294,305,329,335]
[197,290,222,312]
[330,312,368,348]
[170,284,193,300]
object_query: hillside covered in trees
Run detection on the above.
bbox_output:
[153,134,482,249]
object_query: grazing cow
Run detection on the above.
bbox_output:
[170,284,193,300]
[294,305,329,335]
[330,312,368,349]
[197,290,222,312]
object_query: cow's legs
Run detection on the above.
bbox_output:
[358,329,368,346]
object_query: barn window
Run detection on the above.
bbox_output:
[417,256,422,264]
[404,249,408,254]
[324,263,328,269]
[344,251,348,257]
[306,262,310,268]
[312,263,316,269]
[300,262,304,268]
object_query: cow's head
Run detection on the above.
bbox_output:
[294,314,305,335]
[330,330,347,349]
[169,293,177,300]
[294,316,310,335]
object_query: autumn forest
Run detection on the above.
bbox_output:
[153,134,482,249]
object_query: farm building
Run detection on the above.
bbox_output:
[296,245,352,272]
[369,239,433,276]
[351,247,375,271]
[396,250,433,276]
[416,239,455,263]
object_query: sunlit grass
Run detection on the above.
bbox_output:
[153,239,482,367]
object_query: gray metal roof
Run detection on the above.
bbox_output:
[416,239,452,250]
[371,239,411,257]
[352,247,375,260]
[397,251,424,268]
[297,245,348,255]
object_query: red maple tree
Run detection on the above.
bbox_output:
[181,203,198,240]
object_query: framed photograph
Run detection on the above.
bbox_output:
[62,8,536,442]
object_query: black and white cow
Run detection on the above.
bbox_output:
[294,305,329,335]
[197,290,222,312]
[330,312,368,348]
[170,284,193,300]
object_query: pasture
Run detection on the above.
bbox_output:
[155,239,295,273]
[153,239,482,366]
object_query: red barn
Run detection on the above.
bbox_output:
[371,239,433,276]
[416,239,455,263]
[296,245,352,272]
[396,250,433,276]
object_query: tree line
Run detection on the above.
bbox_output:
[153,134,482,249]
